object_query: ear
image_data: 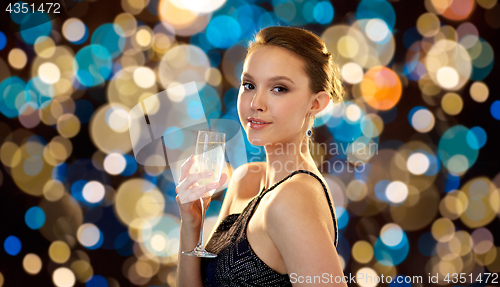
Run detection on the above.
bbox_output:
[309,91,331,116]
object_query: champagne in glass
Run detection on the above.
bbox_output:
[182,130,225,258]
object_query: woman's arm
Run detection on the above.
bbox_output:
[177,218,204,287]
[266,178,347,287]
[175,156,228,287]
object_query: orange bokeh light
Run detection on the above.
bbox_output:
[361,66,402,111]
[441,0,475,21]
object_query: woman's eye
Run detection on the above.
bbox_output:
[273,86,287,93]
[242,82,253,90]
[241,82,287,93]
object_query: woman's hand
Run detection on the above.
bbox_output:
[175,155,228,227]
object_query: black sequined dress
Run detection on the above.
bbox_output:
[200,170,338,287]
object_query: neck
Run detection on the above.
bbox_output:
[262,137,317,190]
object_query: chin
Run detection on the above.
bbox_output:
[248,138,264,145]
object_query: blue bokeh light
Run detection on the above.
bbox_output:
[163,127,184,150]
[4,235,21,256]
[335,206,349,229]
[444,173,460,193]
[207,16,242,49]
[374,231,409,266]
[86,275,108,287]
[0,76,28,118]
[20,12,52,44]
[470,38,494,81]
[374,180,390,202]
[10,2,31,24]
[438,125,479,173]
[73,45,113,87]
[121,154,138,176]
[313,1,334,24]
[143,216,180,257]
[466,126,487,150]
[114,232,134,256]
[91,24,125,59]
[422,150,441,177]
[187,101,205,120]
[206,200,222,217]
[85,228,104,250]
[71,179,88,204]
[0,31,6,50]
[356,0,396,30]
[199,85,222,121]
[25,76,54,110]
[25,206,46,230]
[72,24,89,45]
[490,100,500,120]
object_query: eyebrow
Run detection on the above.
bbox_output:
[241,73,295,85]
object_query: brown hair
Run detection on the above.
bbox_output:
[244,26,345,103]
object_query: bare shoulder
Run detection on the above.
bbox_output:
[263,173,343,280]
[264,173,334,232]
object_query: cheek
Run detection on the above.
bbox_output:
[277,108,309,136]
[237,92,251,108]
[236,94,248,121]
[278,103,305,126]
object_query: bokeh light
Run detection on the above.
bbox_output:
[470,81,489,102]
[8,48,27,69]
[23,253,42,275]
[361,66,402,111]
[104,153,127,175]
[49,241,71,264]
[4,235,21,256]
[53,267,76,287]
[82,181,105,204]
[77,223,103,249]
[25,206,45,230]
[63,18,88,44]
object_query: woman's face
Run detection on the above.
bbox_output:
[237,45,313,147]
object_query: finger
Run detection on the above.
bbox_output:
[179,155,195,182]
[182,171,213,189]
[207,173,229,192]
[178,184,217,204]
[175,170,211,195]
[218,172,229,187]
[176,171,213,196]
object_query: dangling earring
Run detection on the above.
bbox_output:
[306,114,313,138]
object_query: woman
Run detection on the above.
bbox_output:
[175,26,346,286]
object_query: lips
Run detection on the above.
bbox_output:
[248,117,271,124]
[247,117,272,130]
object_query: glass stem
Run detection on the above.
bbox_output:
[197,197,206,249]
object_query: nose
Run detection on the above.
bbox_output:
[250,88,266,112]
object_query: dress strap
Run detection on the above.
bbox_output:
[257,170,304,198]
[257,170,338,247]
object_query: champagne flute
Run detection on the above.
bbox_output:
[182,130,226,258]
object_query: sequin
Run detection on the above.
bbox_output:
[200,170,339,287]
